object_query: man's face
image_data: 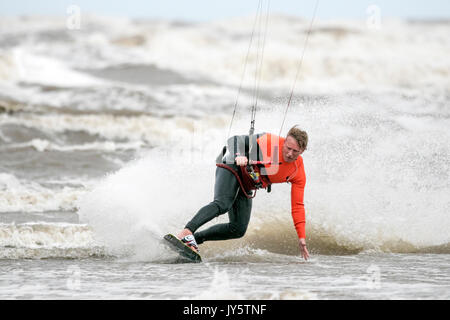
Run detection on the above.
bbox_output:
[282,135,304,163]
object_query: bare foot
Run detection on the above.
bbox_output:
[176,228,192,240]
[176,229,199,253]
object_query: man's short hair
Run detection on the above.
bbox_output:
[287,126,308,151]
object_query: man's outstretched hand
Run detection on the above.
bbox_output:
[299,238,309,261]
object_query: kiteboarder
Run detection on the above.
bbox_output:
[176,125,309,260]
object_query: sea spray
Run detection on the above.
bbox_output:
[77,148,214,259]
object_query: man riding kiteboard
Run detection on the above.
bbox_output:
[176,125,310,261]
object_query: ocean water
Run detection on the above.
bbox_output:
[0,14,449,300]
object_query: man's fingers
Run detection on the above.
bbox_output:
[302,249,308,260]
[235,156,248,166]
[299,244,309,261]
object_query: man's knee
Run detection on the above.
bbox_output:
[213,198,234,215]
[229,223,247,239]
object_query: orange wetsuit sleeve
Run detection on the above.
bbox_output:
[290,162,306,239]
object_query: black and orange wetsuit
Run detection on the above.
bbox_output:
[185,133,306,244]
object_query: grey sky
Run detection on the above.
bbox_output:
[1,0,449,21]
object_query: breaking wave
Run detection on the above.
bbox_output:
[1,15,449,93]
[0,222,105,259]
[0,173,87,213]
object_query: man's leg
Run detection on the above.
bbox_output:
[182,165,240,236]
[193,190,252,244]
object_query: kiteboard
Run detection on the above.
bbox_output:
[162,233,202,263]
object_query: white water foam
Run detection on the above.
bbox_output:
[0,222,93,248]
[0,49,104,87]
[0,113,229,144]
[2,16,449,94]
[0,222,102,259]
[76,148,216,259]
[0,173,87,212]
